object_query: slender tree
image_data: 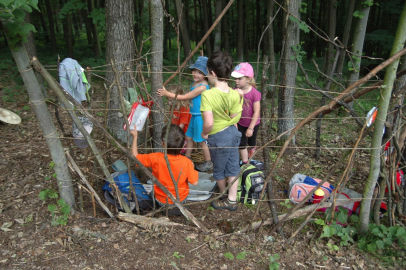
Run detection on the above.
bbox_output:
[359,2,406,233]
[1,1,75,208]
[44,0,57,52]
[150,0,164,149]
[237,0,244,60]
[347,1,372,85]
[277,0,301,143]
[336,0,355,76]
[105,0,134,143]
[175,0,191,57]
[213,0,222,51]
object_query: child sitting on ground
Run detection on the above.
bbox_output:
[130,124,198,208]
[231,62,261,164]
[157,56,212,172]
[201,51,243,211]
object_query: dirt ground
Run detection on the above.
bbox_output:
[0,79,396,269]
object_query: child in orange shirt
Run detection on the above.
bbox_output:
[130,124,198,207]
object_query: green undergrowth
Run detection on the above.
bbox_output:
[314,207,406,267]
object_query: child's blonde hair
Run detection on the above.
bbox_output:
[247,77,257,88]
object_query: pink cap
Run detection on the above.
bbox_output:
[231,62,254,78]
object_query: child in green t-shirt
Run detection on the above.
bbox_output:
[201,51,243,211]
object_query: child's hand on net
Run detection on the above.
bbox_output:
[157,87,168,97]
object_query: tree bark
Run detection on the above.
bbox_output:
[336,0,355,76]
[266,0,276,86]
[348,2,371,85]
[277,0,301,144]
[150,0,164,150]
[105,0,135,143]
[237,0,244,60]
[201,0,212,55]
[44,0,57,52]
[9,45,75,208]
[175,0,191,58]
[87,0,101,56]
[324,0,337,74]
[359,2,406,233]
[213,0,223,51]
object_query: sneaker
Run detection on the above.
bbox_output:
[211,199,238,211]
[195,161,213,172]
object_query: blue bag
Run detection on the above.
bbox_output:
[103,171,152,213]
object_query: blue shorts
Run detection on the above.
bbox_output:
[185,114,205,143]
[207,125,242,180]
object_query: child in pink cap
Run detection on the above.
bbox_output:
[231,62,261,164]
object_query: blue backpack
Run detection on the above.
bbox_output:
[103,171,152,213]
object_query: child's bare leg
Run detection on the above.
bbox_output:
[216,179,226,194]
[227,176,239,201]
[200,141,211,162]
[185,136,194,157]
[240,148,249,163]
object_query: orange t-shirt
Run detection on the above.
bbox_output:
[172,106,191,133]
[136,152,198,204]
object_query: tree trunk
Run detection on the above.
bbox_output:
[87,0,102,57]
[9,45,75,208]
[266,0,276,86]
[175,0,191,58]
[82,8,93,46]
[336,0,355,76]
[237,0,244,60]
[213,0,222,51]
[201,0,212,55]
[323,0,337,74]
[62,14,74,57]
[277,0,301,144]
[348,2,371,85]
[44,0,57,52]
[359,2,406,233]
[105,0,134,143]
[150,0,164,150]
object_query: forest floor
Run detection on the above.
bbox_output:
[0,72,401,269]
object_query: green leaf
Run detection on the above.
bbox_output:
[172,251,184,259]
[47,204,57,213]
[314,219,325,226]
[353,10,364,19]
[39,190,48,200]
[224,252,234,260]
[236,251,247,260]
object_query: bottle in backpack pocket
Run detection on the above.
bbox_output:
[312,188,325,204]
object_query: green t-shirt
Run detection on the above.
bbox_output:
[200,87,243,135]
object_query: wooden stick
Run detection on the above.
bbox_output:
[117,212,186,229]
[66,151,114,218]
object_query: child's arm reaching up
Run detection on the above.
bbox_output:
[157,85,207,100]
[130,127,139,157]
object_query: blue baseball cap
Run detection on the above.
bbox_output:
[189,56,208,76]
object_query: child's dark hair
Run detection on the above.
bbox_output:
[207,51,233,81]
[162,124,185,155]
